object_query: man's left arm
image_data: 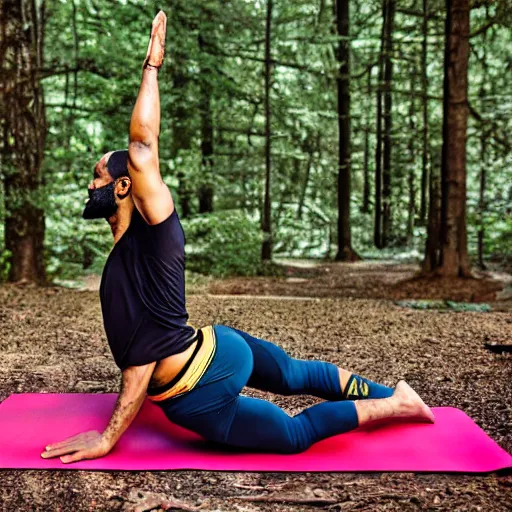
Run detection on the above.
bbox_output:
[41,362,156,463]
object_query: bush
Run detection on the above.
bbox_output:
[0,249,11,282]
[182,211,263,277]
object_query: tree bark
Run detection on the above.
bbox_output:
[407,75,416,244]
[335,0,358,261]
[361,67,372,214]
[423,152,441,272]
[477,20,489,270]
[171,2,194,218]
[374,0,388,249]
[419,0,429,224]
[424,0,471,277]
[478,128,487,270]
[382,0,396,247]
[0,0,47,284]
[171,64,193,218]
[297,136,315,220]
[261,0,273,261]
[198,32,214,214]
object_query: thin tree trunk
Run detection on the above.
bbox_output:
[423,151,441,272]
[478,129,487,270]
[407,74,416,244]
[297,139,314,220]
[361,68,372,214]
[171,2,194,218]
[172,67,192,218]
[425,0,471,277]
[63,0,78,150]
[477,21,488,270]
[374,0,387,249]
[382,0,396,247]
[198,33,214,214]
[261,0,273,261]
[419,0,429,224]
[1,0,47,284]
[335,0,358,261]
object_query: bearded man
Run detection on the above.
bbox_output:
[42,11,434,464]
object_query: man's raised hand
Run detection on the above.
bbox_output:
[143,10,167,70]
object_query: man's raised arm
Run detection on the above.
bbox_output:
[128,10,174,225]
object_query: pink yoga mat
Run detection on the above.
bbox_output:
[0,394,510,473]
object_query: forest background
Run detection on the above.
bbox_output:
[1,0,511,285]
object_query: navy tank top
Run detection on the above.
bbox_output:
[99,207,196,370]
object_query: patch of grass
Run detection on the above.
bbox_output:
[395,299,492,312]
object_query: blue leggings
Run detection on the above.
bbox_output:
[156,325,393,454]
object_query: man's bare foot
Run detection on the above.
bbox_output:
[392,380,435,423]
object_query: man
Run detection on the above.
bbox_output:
[41,11,434,464]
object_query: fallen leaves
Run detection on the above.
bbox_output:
[122,489,206,512]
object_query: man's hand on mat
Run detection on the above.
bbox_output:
[143,10,167,69]
[41,430,111,463]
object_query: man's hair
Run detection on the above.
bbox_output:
[107,150,129,180]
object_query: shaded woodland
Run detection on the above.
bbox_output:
[0,3,511,511]
[0,0,511,282]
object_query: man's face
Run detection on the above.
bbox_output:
[82,152,118,220]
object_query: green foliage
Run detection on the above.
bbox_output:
[2,0,509,281]
[183,211,263,277]
[396,300,492,312]
[0,249,11,282]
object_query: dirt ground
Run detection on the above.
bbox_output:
[206,260,511,306]
[0,263,511,511]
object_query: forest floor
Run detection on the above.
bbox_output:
[0,261,511,511]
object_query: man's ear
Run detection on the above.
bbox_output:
[115,177,132,200]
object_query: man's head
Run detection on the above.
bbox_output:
[83,150,132,220]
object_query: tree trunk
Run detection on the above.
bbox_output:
[478,129,487,270]
[171,3,194,218]
[407,75,416,244]
[335,0,358,261]
[198,33,214,214]
[361,67,372,214]
[477,22,488,270]
[419,0,429,224]
[382,0,396,247]
[423,152,441,272]
[0,0,47,284]
[425,0,471,277]
[171,67,192,218]
[374,0,387,249]
[297,140,314,220]
[261,0,273,262]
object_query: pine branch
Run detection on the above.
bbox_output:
[470,17,498,38]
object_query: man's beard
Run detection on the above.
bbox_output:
[82,182,118,220]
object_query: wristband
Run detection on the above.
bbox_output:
[143,60,161,71]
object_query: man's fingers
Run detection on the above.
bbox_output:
[45,435,81,450]
[155,10,166,24]
[60,451,87,464]
[45,431,96,451]
[41,443,82,459]
[153,11,166,42]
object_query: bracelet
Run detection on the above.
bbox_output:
[143,61,161,71]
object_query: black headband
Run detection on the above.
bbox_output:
[107,150,129,180]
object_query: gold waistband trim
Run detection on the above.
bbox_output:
[147,325,216,402]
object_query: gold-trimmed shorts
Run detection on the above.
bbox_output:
[147,325,216,402]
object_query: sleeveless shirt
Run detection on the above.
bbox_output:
[99,207,196,370]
